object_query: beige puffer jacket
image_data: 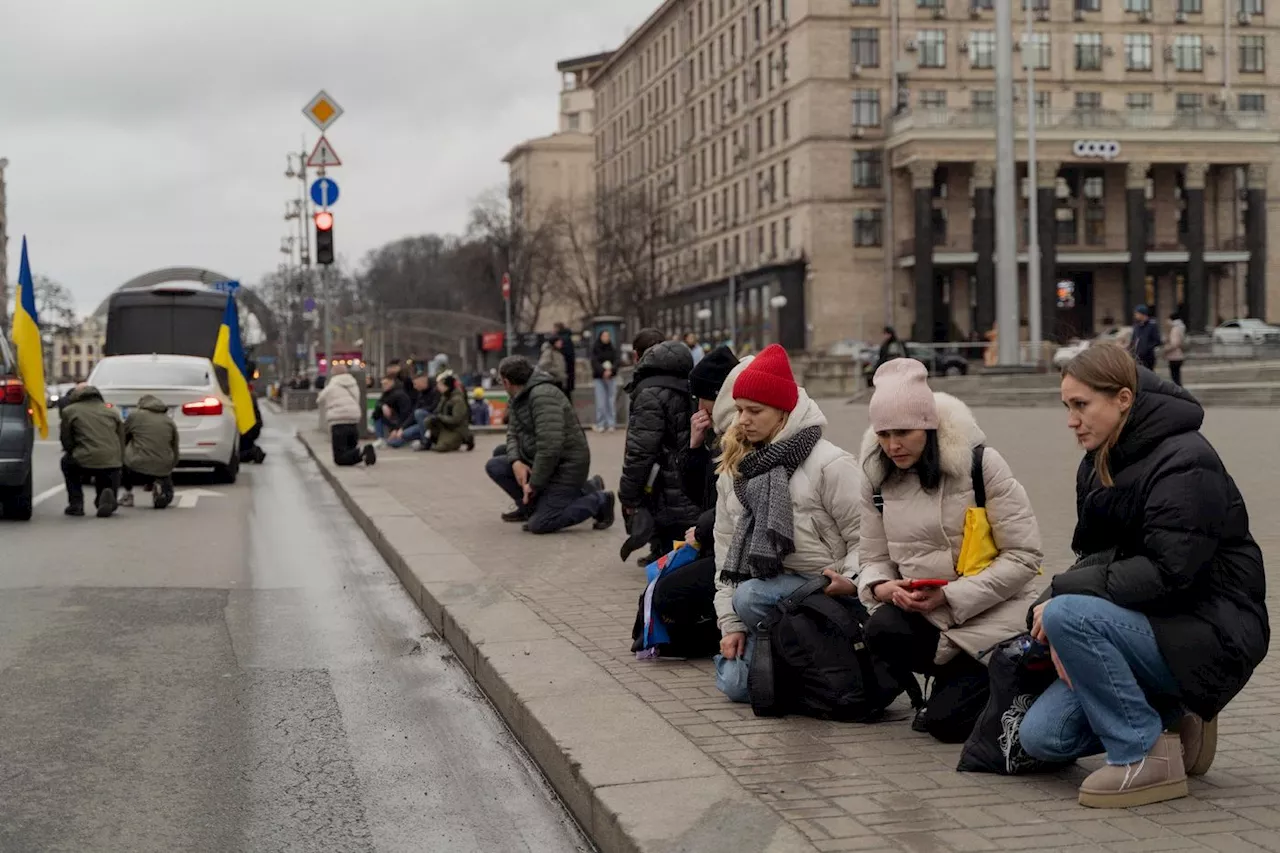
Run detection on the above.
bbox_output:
[713,381,863,636]
[317,372,364,426]
[856,393,1042,665]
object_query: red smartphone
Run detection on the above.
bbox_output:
[906,579,949,591]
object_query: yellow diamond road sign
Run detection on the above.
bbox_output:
[303,90,343,132]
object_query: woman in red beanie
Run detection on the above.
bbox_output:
[712,344,864,703]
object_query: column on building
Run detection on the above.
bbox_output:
[1183,163,1209,333]
[1125,162,1151,317]
[971,162,996,335]
[1036,160,1060,342]
[910,160,937,343]
[1246,163,1268,320]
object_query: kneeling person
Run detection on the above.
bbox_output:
[418,373,475,452]
[60,384,125,518]
[121,394,179,509]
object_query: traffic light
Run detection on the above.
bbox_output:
[315,211,335,265]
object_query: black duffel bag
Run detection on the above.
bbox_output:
[956,634,1067,775]
[747,575,908,722]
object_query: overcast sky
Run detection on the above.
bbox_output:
[1,0,653,316]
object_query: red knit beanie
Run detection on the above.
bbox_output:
[732,344,799,412]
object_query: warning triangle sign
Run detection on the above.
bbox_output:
[306,136,342,168]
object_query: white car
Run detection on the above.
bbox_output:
[1212,318,1280,346]
[1052,327,1126,370]
[86,354,240,483]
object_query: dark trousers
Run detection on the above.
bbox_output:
[1169,360,1183,387]
[1138,353,1156,371]
[122,468,171,490]
[648,555,720,658]
[330,423,363,466]
[864,605,990,744]
[484,453,601,534]
[61,456,121,507]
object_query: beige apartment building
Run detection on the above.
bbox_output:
[503,53,610,329]
[591,0,1279,351]
[51,317,105,382]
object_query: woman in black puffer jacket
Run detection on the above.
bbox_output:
[1021,343,1268,810]
[620,337,701,565]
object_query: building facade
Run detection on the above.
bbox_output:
[51,317,105,382]
[503,53,611,329]
[591,0,1279,351]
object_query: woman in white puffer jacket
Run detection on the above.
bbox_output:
[712,345,864,704]
[316,363,377,466]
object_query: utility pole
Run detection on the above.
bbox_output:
[994,0,1021,365]
[1025,0,1042,362]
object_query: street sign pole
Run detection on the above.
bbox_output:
[322,264,333,380]
[502,272,513,357]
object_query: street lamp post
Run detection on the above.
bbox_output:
[994,0,1021,365]
[1025,1,1043,363]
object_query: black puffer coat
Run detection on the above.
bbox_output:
[620,341,699,530]
[1047,369,1268,721]
[679,436,720,557]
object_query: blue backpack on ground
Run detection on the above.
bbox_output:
[635,544,701,658]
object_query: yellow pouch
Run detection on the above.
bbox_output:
[957,506,999,577]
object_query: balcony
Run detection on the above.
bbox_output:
[896,231,1250,263]
[889,107,1280,144]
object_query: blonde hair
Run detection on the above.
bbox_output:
[716,410,788,479]
[1063,342,1138,487]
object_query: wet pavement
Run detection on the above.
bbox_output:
[0,415,591,853]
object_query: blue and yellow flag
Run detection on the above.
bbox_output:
[10,238,49,439]
[212,295,258,435]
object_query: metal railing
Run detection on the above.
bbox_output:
[891,107,1280,136]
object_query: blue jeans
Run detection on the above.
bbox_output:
[593,377,617,429]
[714,574,809,703]
[1020,595,1181,766]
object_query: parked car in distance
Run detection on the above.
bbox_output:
[1052,327,1126,370]
[825,339,870,359]
[1212,318,1280,346]
[87,354,240,483]
[906,344,969,377]
[0,336,34,520]
[47,382,76,410]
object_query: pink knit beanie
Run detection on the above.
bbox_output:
[869,358,938,431]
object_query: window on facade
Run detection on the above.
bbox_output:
[1075,33,1102,71]
[972,90,996,112]
[1124,34,1152,71]
[920,89,947,108]
[1076,0,1101,10]
[1083,174,1106,246]
[972,0,994,7]
[917,0,943,6]
[852,149,882,188]
[1240,0,1263,14]
[1174,35,1203,72]
[1240,92,1266,111]
[1177,0,1202,11]
[783,217,792,250]
[1176,92,1204,113]
[852,89,881,126]
[769,108,776,147]
[781,101,790,140]
[1240,35,1266,73]
[782,159,790,197]
[970,31,995,69]
[854,209,883,247]
[1126,92,1153,111]
[918,30,946,68]
[1075,91,1102,109]
[851,28,879,69]
[1124,0,1152,11]
[756,115,763,148]
[1024,32,1050,70]
[850,0,878,5]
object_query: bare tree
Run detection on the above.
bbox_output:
[547,197,613,319]
[30,275,77,334]
[593,184,673,327]
[466,186,561,333]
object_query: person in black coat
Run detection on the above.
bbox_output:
[554,323,576,397]
[1129,304,1161,371]
[619,338,700,566]
[371,375,415,446]
[590,330,621,432]
[632,345,740,659]
[1020,343,1268,809]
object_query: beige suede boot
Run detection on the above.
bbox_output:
[1177,713,1218,776]
[1078,732,1189,809]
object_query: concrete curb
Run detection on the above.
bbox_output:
[296,429,820,853]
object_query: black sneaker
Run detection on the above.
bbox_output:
[465,436,476,452]
[584,475,605,495]
[593,491,616,531]
[96,489,118,518]
[362,445,377,466]
[154,478,175,509]
[502,507,531,523]
[65,503,85,517]
[911,706,930,734]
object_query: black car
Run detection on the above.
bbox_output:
[905,344,970,377]
[0,336,35,520]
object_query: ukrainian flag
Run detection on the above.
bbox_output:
[10,238,49,439]
[212,294,258,435]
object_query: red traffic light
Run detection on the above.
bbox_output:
[314,211,334,231]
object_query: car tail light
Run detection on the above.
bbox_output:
[182,396,224,416]
[0,378,25,405]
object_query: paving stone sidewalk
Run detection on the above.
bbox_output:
[301,403,1280,853]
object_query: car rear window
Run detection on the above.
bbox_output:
[91,360,211,389]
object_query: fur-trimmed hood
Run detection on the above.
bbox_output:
[859,392,986,488]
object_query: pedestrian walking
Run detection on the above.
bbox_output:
[1021,343,1268,808]
[1130,304,1161,371]
[712,344,863,703]
[590,330,620,432]
[120,394,178,509]
[59,384,124,517]
[857,358,1043,743]
[683,331,704,366]
[1165,312,1187,387]
[537,339,568,391]
[316,364,376,467]
[555,322,577,397]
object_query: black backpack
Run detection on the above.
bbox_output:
[747,576,911,722]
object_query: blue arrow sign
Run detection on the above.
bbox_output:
[211,279,240,293]
[310,178,340,207]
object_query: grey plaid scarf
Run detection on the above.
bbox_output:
[720,425,823,585]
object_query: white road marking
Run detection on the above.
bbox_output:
[33,485,65,506]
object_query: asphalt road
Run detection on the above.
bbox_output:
[0,414,591,853]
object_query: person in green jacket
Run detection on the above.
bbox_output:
[417,372,475,453]
[484,356,615,534]
[120,394,179,509]
[60,384,125,517]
